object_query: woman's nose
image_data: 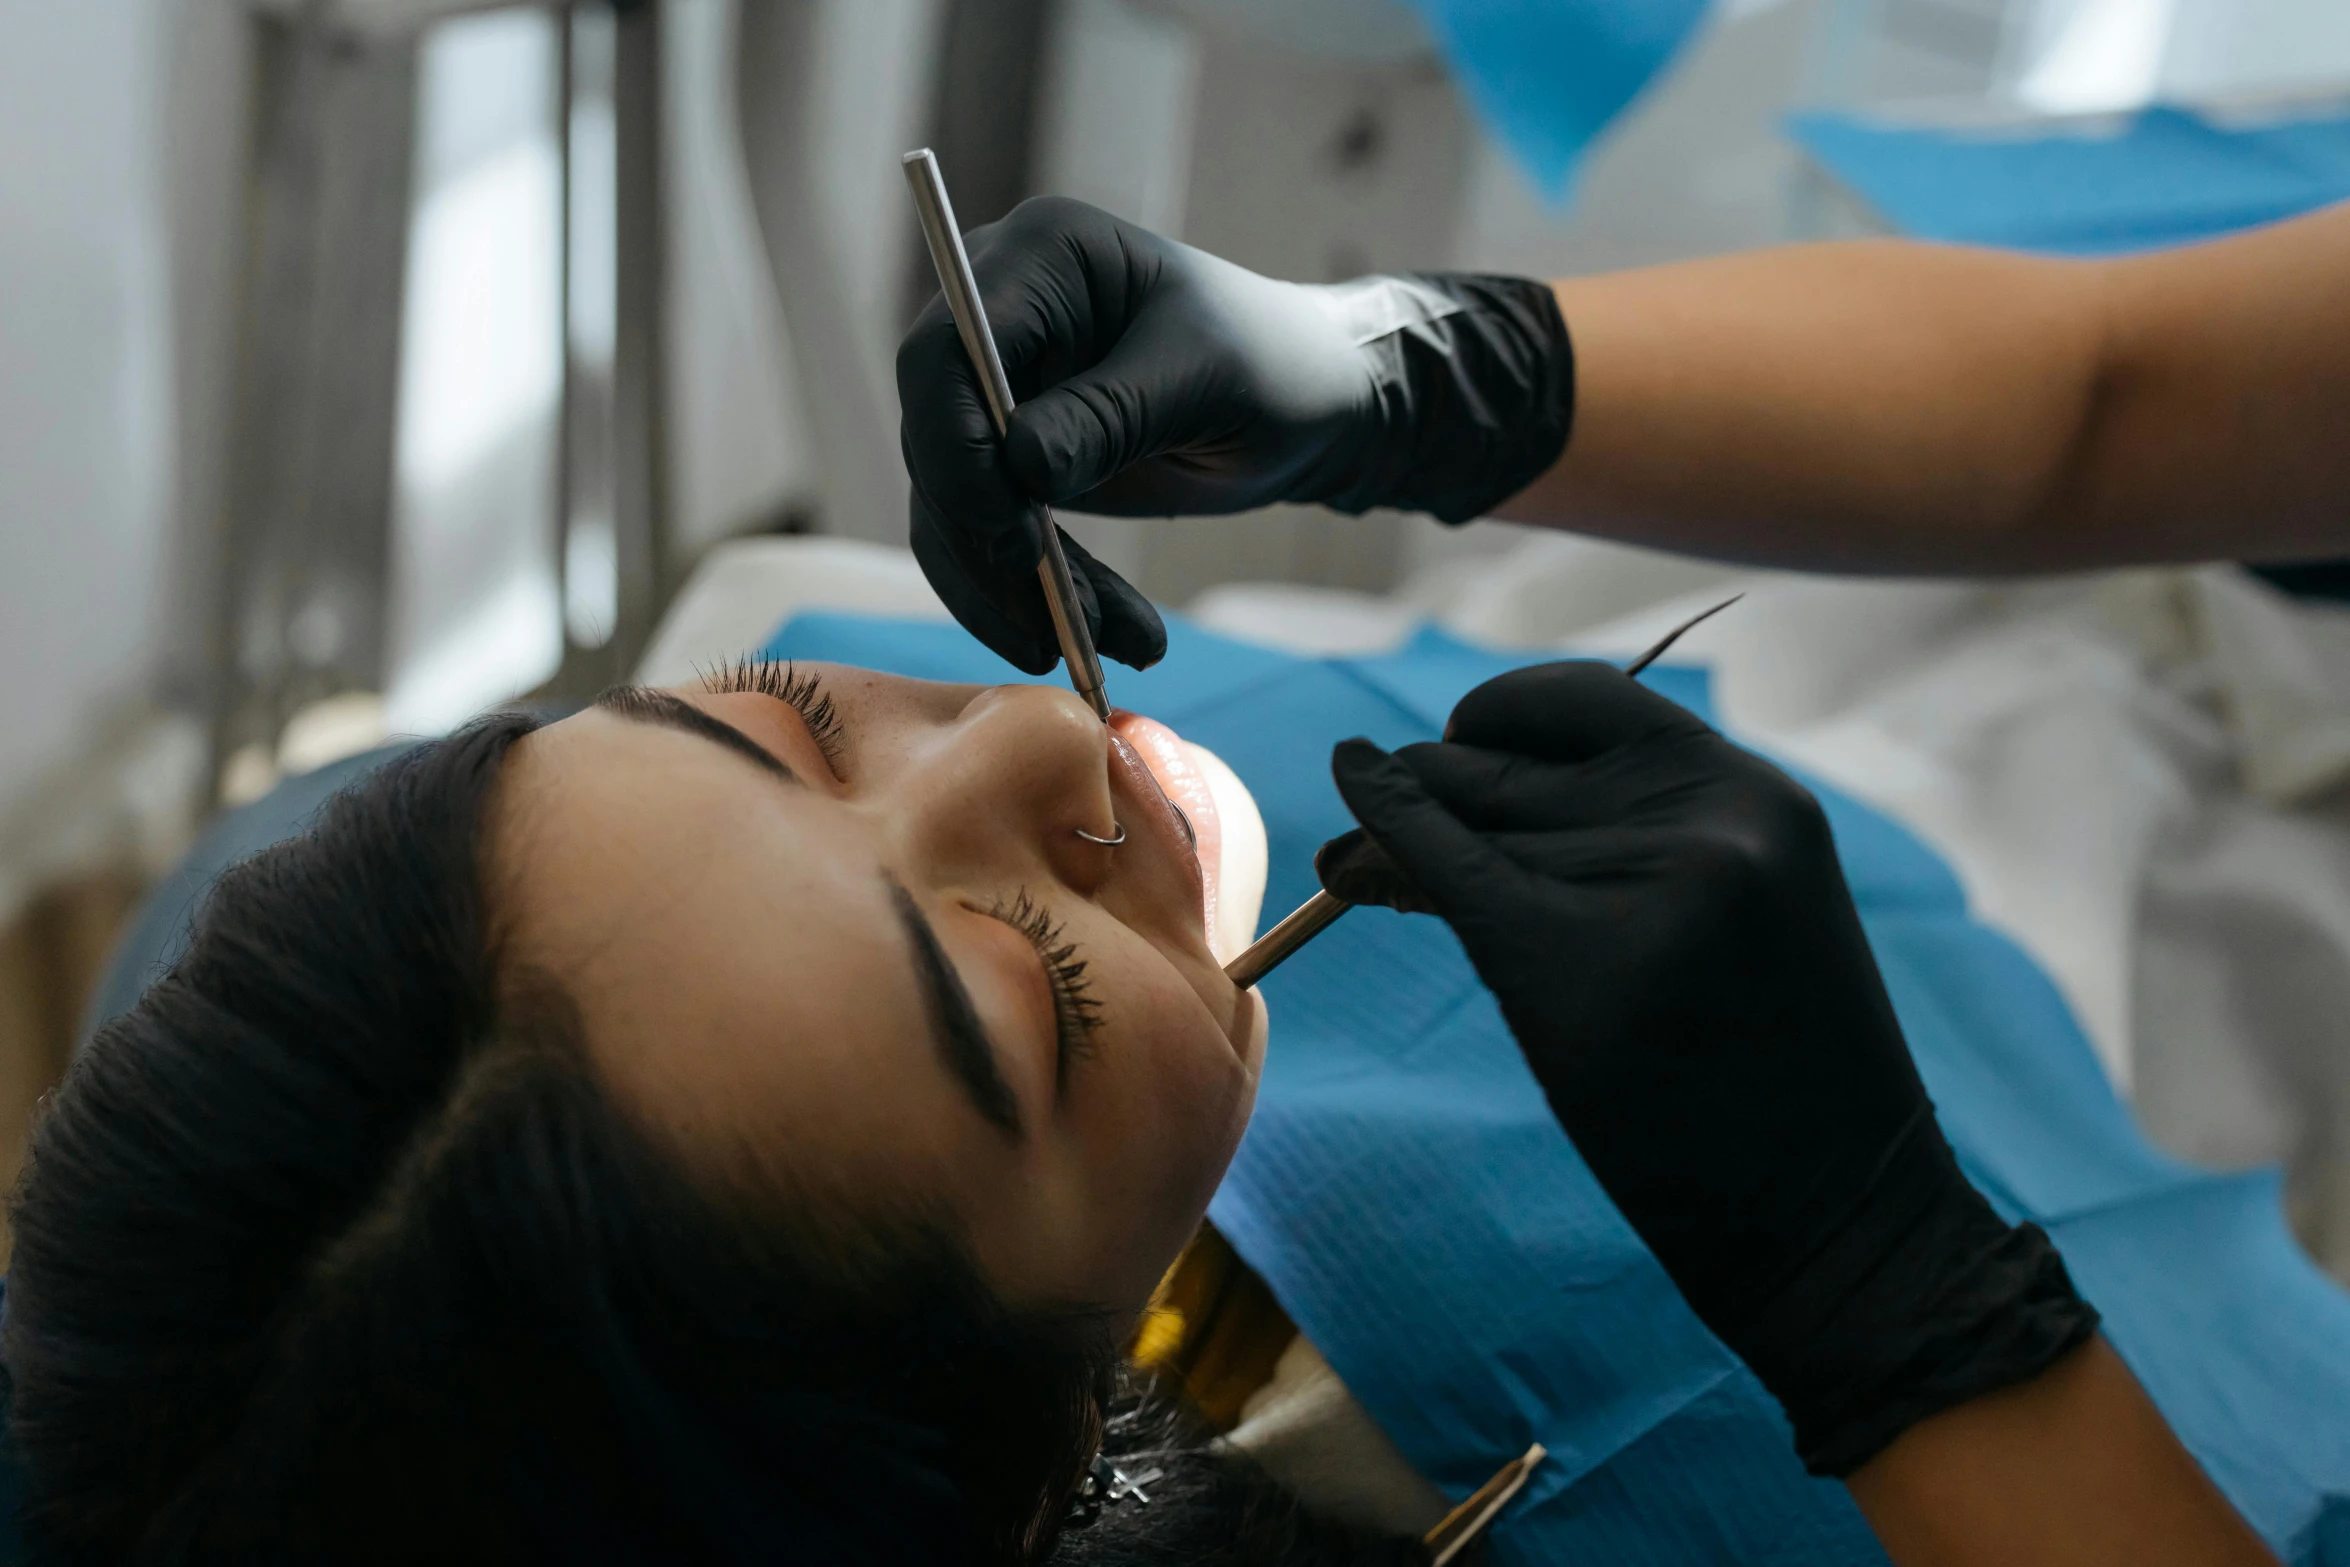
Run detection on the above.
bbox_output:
[885,684,1119,892]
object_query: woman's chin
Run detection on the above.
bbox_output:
[1234,979,1270,1082]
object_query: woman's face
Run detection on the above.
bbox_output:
[490,664,1267,1315]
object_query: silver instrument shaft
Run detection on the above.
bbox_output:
[1222,889,1350,990]
[902,149,1111,722]
[1424,1444,1546,1566]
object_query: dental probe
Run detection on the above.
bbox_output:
[903,149,1112,723]
[1424,1443,1546,1567]
[1223,595,1745,990]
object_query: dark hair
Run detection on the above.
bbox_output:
[1067,1379,1440,1567]
[2,714,1429,1565]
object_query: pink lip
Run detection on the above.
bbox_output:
[1108,711,1222,935]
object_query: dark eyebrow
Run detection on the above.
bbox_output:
[596,686,799,784]
[887,877,1024,1141]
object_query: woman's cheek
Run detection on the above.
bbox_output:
[1089,956,1254,1193]
[943,908,1063,1113]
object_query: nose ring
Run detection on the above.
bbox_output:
[1074,822,1127,848]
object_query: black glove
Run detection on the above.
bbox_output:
[897,196,1575,674]
[1319,662,2098,1476]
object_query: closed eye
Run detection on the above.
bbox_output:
[699,658,848,775]
[987,890,1104,1087]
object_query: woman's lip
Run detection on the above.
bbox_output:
[1108,710,1231,954]
[1106,730,1207,927]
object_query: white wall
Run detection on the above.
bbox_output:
[2012,0,2350,113]
[0,0,173,820]
[665,0,814,559]
[1452,0,1827,279]
[383,0,946,728]
[0,0,957,788]
[668,0,942,554]
[382,9,568,735]
[803,0,946,391]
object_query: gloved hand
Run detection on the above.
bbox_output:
[1319,662,2099,1476]
[897,197,1575,674]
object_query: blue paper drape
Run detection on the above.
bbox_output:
[1409,0,1712,198]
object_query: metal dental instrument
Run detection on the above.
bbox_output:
[1223,888,1352,990]
[1223,595,1747,990]
[903,148,1112,723]
[1423,1443,1546,1567]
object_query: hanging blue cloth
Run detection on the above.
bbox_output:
[760,610,2350,1565]
[1407,0,1712,199]
[1788,103,2350,255]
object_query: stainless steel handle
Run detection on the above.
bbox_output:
[902,148,1111,721]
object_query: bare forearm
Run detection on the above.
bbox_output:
[1847,1338,2277,1567]
[1502,203,2350,574]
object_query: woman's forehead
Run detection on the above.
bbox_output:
[490,713,987,1190]
[490,706,877,977]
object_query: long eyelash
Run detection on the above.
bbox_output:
[992,889,1105,1070]
[698,657,847,770]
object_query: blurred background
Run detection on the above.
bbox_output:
[6,0,2350,1231]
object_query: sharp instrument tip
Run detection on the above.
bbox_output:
[1625,593,1744,676]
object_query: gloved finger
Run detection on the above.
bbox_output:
[1329,739,1541,926]
[1003,309,1222,509]
[1004,367,1165,513]
[910,493,1171,676]
[1337,751,1702,905]
[960,197,1150,400]
[1387,738,1713,833]
[897,301,1042,570]
[959,196,1187,511]
[1314,829,1439,915]
[1443,661,1714,761]
[1476,823,1700,887]
[908,492,1061,675]
[1056,530,1168,670]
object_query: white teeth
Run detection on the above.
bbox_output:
[1182,741,1267,968]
